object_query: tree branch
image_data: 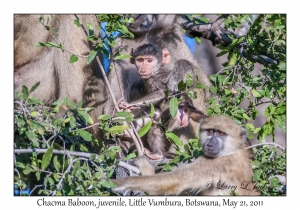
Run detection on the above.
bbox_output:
[181,14,233,46]
[244,142,284,151]
[14,148,140,174]
[180,15,278,66]
[95,56,144,157]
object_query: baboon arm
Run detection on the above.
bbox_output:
[129,89,165,107]
[113,172,182,195]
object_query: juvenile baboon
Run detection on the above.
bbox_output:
[113,115,260,196]
[14,15,211,151]
[118,43,202,159]
[109,15,211,155]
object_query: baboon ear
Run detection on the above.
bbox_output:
[162,48,171,64]
[189,109,207,123]
[130,48,135,64]
[240,126,248,141]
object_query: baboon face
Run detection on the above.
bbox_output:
[200,115,245,158]
[135,55,160,79]
[201,129,227,158]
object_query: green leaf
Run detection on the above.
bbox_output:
[210,86,218,94]
[150,104,155,118]
[41,146,53,170]
[69,54,78,63]
[28,97,43,105]
[70,116,76,129]
[74,19,81,27]
[78,130,92,141]
[195,83,209,89]
[79,144,89,152]
[22,86,29,101]
[138,122,152,137]
[116,112,134,120]
[99,179,116,188]
[99,115,112,121]
[53,156,61,172]
[77,100,83,109]
[195,37,201,44]
[200,17,209,23]
[42,42,61,48]
[78,110,94,124]
[278,62,286,70]
[166,132,183,146]
[35,171,41,181]
[87,49,97,64]
[124,152,137,160]
[251,89,262,97]
[26,130,39,147]
[23,164,32,175]
[107,125,130,135]
[114,54,131,60]
[93,172,103,180]
[243,113,250,120]
[53,174,61,182]
[186,74,193,87]
[14,92,20,100]
[29,82,40,93]
[224,89,231,95]
[245,123,255,130]
[169,97,178,118]
[108,37,116,47]
[72,161,80,175]
[15,162,25,169]
[253,169,262,181]
[30,111,39,117]
[216,50,228,57]
[87,22,94,36]
[178,80,186,91]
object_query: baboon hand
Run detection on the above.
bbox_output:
[111,179,129,193]
[118,100,137,112]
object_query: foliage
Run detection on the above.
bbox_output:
[14,83,120,196]
[251,146,286,196]
[210,14,286,142]
[205,14,286,195]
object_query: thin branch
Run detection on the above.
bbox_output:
[112,59,125,100]
[40,18,88,58]
[95,56,144,156]
[181,14,233,46]
[29,185,44,196]
[14,101,28,118]
[75,14,143,157]
[52,153,74,196]
[181,14,278,66]
[41,135,50,148]
[14,168,23,195]
[70,122,100,132]
[118,161,140,174]
[14,148,140,174]
[244,142,284,151]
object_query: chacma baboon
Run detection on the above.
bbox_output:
[14,14,106,144]
[118,43,200,160]
[14,15,211,151]
[108,15,211,154]
[112,115,260,196]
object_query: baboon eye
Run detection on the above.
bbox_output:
[136,58,144,63]
[208,129,214,134]
[219,131,225,136]
[147,59,153,63]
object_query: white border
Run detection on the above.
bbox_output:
[2,1,296,209]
